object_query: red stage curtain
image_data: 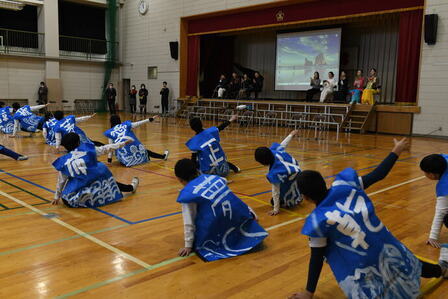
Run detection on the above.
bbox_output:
[186,36,200,96]
[188,0,423,35]
[395,9,423,104]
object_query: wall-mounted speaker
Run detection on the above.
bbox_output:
[424,14,438,45]
[169,41,178,60]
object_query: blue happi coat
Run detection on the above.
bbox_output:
[104,121,149,166]
[302,168,421,299]
[13,105,44,132]
[52,143,123,208]
[177,174,268,261]
[43,118,58,146]
[0,107,14,134]
[436,154,448,197]
[267,142,302,207]
[54,115,93,145]
[186,127,229,177]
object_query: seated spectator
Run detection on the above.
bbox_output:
[350,69,366,104]
[216,74,228,99]
[361,68,380,105]
[228,72,241,99]
[333,71,349,102]
[320,72,336,102]
[305,72,321,102]
[238,74,252,99]
[250,72,264,99]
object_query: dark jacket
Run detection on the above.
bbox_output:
[105,87,117,101]
[252,76,264,92]
[160,87,169,101]
[38,86,48,103]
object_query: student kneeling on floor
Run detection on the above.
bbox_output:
[175,158,268,261]
[52,133,139,208]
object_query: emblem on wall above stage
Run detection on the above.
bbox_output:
[276,10,285,22]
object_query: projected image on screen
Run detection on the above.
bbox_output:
[275,28,341,91]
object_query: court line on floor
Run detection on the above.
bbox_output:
[248,156,420,197]
[0,190,151,269]
[55,176,424,298]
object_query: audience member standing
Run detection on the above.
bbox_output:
[105,83,117,114]
[216,74,228,98]
[38,82,48,105]
[129,85,137,114]
[138,84,149,115]
[160,81,170,115]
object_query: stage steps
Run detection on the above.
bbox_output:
[342,104,374,133]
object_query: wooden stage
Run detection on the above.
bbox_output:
[0,112,446,298]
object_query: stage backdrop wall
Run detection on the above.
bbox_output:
[231,15,399,102]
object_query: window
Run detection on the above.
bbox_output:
[148,66,158,79]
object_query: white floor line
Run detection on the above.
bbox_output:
[367,176,425,197]
[0,190,152,269]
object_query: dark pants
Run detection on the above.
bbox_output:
[130,104,136,114]
[162,99,169,114]
[108,99,116,114]
[420,260,442,278]
[0,145,22,160]
[116,182,134,192]
[228,162,239,172]
[147,150,165,160]
[333,91,348,103]
[306,88,320,102]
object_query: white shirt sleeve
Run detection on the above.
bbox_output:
[182,203,197,248]
[55,132,62,149]
[309,237,328,248]
[75,115,93,123]
[272,183,281,213]
[42,127,47,139]
[107,138,114,160]
[30,105,46,111]
[280,133,294,149]
[95,141,127,156]
[55,172,68,200]
[131,119,150,128]
[12,119,20,136]
[429,196,448,240]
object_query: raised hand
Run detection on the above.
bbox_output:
[392,137,409,156]
[229,114,238,122]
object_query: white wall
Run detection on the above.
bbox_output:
[414,0,448,136]
[120,0,277,112]
[0,57,45,103]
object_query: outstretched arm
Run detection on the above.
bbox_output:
[427,197,448,248]
[289,239,327,299]
[95,138,133,156]
[131,116,158,128]
[11,119,20,137]
[52,172,68,205]
[269,184,281,216]
[107,138,114,163]
[280,130,299,149]
[217,114,238,131]
[75,113,96,123]
[361,138,409,189]
[30,104,48,111]
[179,202,197,257]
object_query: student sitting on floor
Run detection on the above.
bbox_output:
[11,102,49,137]
[187,116,240,177]
[290,138,448,299]
[0,102,14,134]
[42,112,58,146]
[52,133,139,208]
[419,154,448,249]
[175,158,268,261]
[104,115,169,167]
[0,144,28,160]
[53,111,103,150]
[255,130,302,216]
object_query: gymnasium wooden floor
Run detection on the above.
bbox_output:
[0,112,447,298]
